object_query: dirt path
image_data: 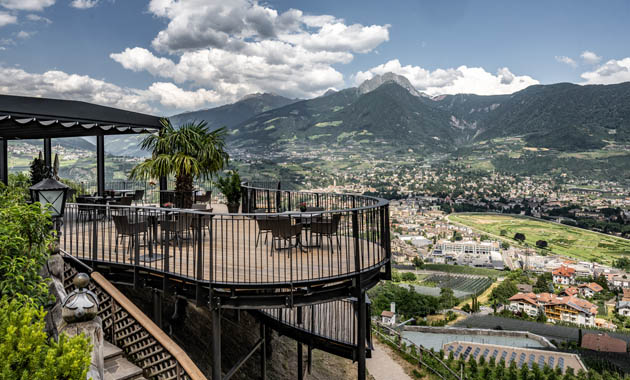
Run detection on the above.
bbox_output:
[366,341,414,380]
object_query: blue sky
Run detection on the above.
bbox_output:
[0,0,629,115]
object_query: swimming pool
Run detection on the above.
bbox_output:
[402,331,545,351]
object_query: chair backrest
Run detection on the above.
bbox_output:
[119,196,133,206]
[133,189,144,201]
[331,213,341,229]
[112,215,129,234]
[269,217,293,238]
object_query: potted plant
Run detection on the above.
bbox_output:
[216,170,242,213]
[299,202,307,212]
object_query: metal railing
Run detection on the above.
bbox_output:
[61,184,390,290]
[77,179,215,205]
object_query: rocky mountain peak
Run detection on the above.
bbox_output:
[358,72,423,97]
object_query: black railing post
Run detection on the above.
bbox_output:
[266,189,271,213]
[287,191,291,211]
[134,208,140,288]
[352,209,366,380]
[212,305,222,380]
[91,211,98,262]
[195,213,204,306]
[275,189,281,212]
[384,204,391,279]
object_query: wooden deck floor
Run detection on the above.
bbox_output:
[61,204,386,285]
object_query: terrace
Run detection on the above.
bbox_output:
[60,183,391,379]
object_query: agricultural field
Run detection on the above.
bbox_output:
[423,274,494,297]
[449,213,630,265]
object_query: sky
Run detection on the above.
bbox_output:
[0,0,629,116]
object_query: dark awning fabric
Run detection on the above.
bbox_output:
[0,95,163,139]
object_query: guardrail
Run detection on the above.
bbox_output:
[60,184,391,305]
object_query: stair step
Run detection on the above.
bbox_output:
[104,340,124,361]
[104,356,144,380]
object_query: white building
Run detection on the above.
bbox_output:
[381,302,396,325]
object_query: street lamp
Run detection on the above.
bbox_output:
[30,177,69,232]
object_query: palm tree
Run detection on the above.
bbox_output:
[130,118,229,208]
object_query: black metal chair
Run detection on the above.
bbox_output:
[269,217,303,254]
[194,190,212,204]
[255,215,274,247]
[112,215,150,258]
[310,213,342,252]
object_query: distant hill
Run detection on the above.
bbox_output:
[104,76,630,161]
[169,92,299,128]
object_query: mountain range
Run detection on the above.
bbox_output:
[42,73,630,182]
[218,74,629,154]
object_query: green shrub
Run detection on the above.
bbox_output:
[0,297,92,380]
[0,188,54,305]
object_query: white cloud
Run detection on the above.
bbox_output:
[146,82,221,109]
[26,13,51,23]
[354,59,539,96]
[581,50,602,65]
[580,57,630,85]
[0,10,16,26]
[16,30,33,39]
[70,0,98,9]
[0,0,55,11]
[111,0,389,102]
[555,55,577,68]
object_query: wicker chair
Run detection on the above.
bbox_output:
[189,204,213,235]
[310,213,342,252]
[112,215,150,258]
[161,213,194,248]
[269,217,303,253]
[132,189,145,205]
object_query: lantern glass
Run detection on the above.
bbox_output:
[37,189,65,217]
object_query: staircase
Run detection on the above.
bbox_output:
[104,340,146,380]
[63,261,206,380]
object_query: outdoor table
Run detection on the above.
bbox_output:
[280,211,323,248]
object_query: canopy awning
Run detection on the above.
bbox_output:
[0,94,163,139]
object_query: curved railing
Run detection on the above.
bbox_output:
[60,183,390,304]
[254,297,372,359]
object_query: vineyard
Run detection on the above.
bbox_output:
[423,274,494,296]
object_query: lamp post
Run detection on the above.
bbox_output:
[30,177,69,234]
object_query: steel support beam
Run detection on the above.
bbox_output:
[212,307,222,380]
[153,290,162,328]
[43,138,52,169]
[96,135,105,196]
[356,291,366,380]
[297,342,303,380]
[260,323,267,380]
[0,139,7,185]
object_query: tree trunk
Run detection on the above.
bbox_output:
[175,174,194,208]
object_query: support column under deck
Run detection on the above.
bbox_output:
[0,139,7,186]
[43,138,52,169]
[96,135,105,196]
[356,291,367,380]
[297,342,303,380]
[212,307,222,380]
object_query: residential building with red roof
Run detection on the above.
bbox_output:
[578,283,603,298]
[552,266,576,285]
[508,292,598,327]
